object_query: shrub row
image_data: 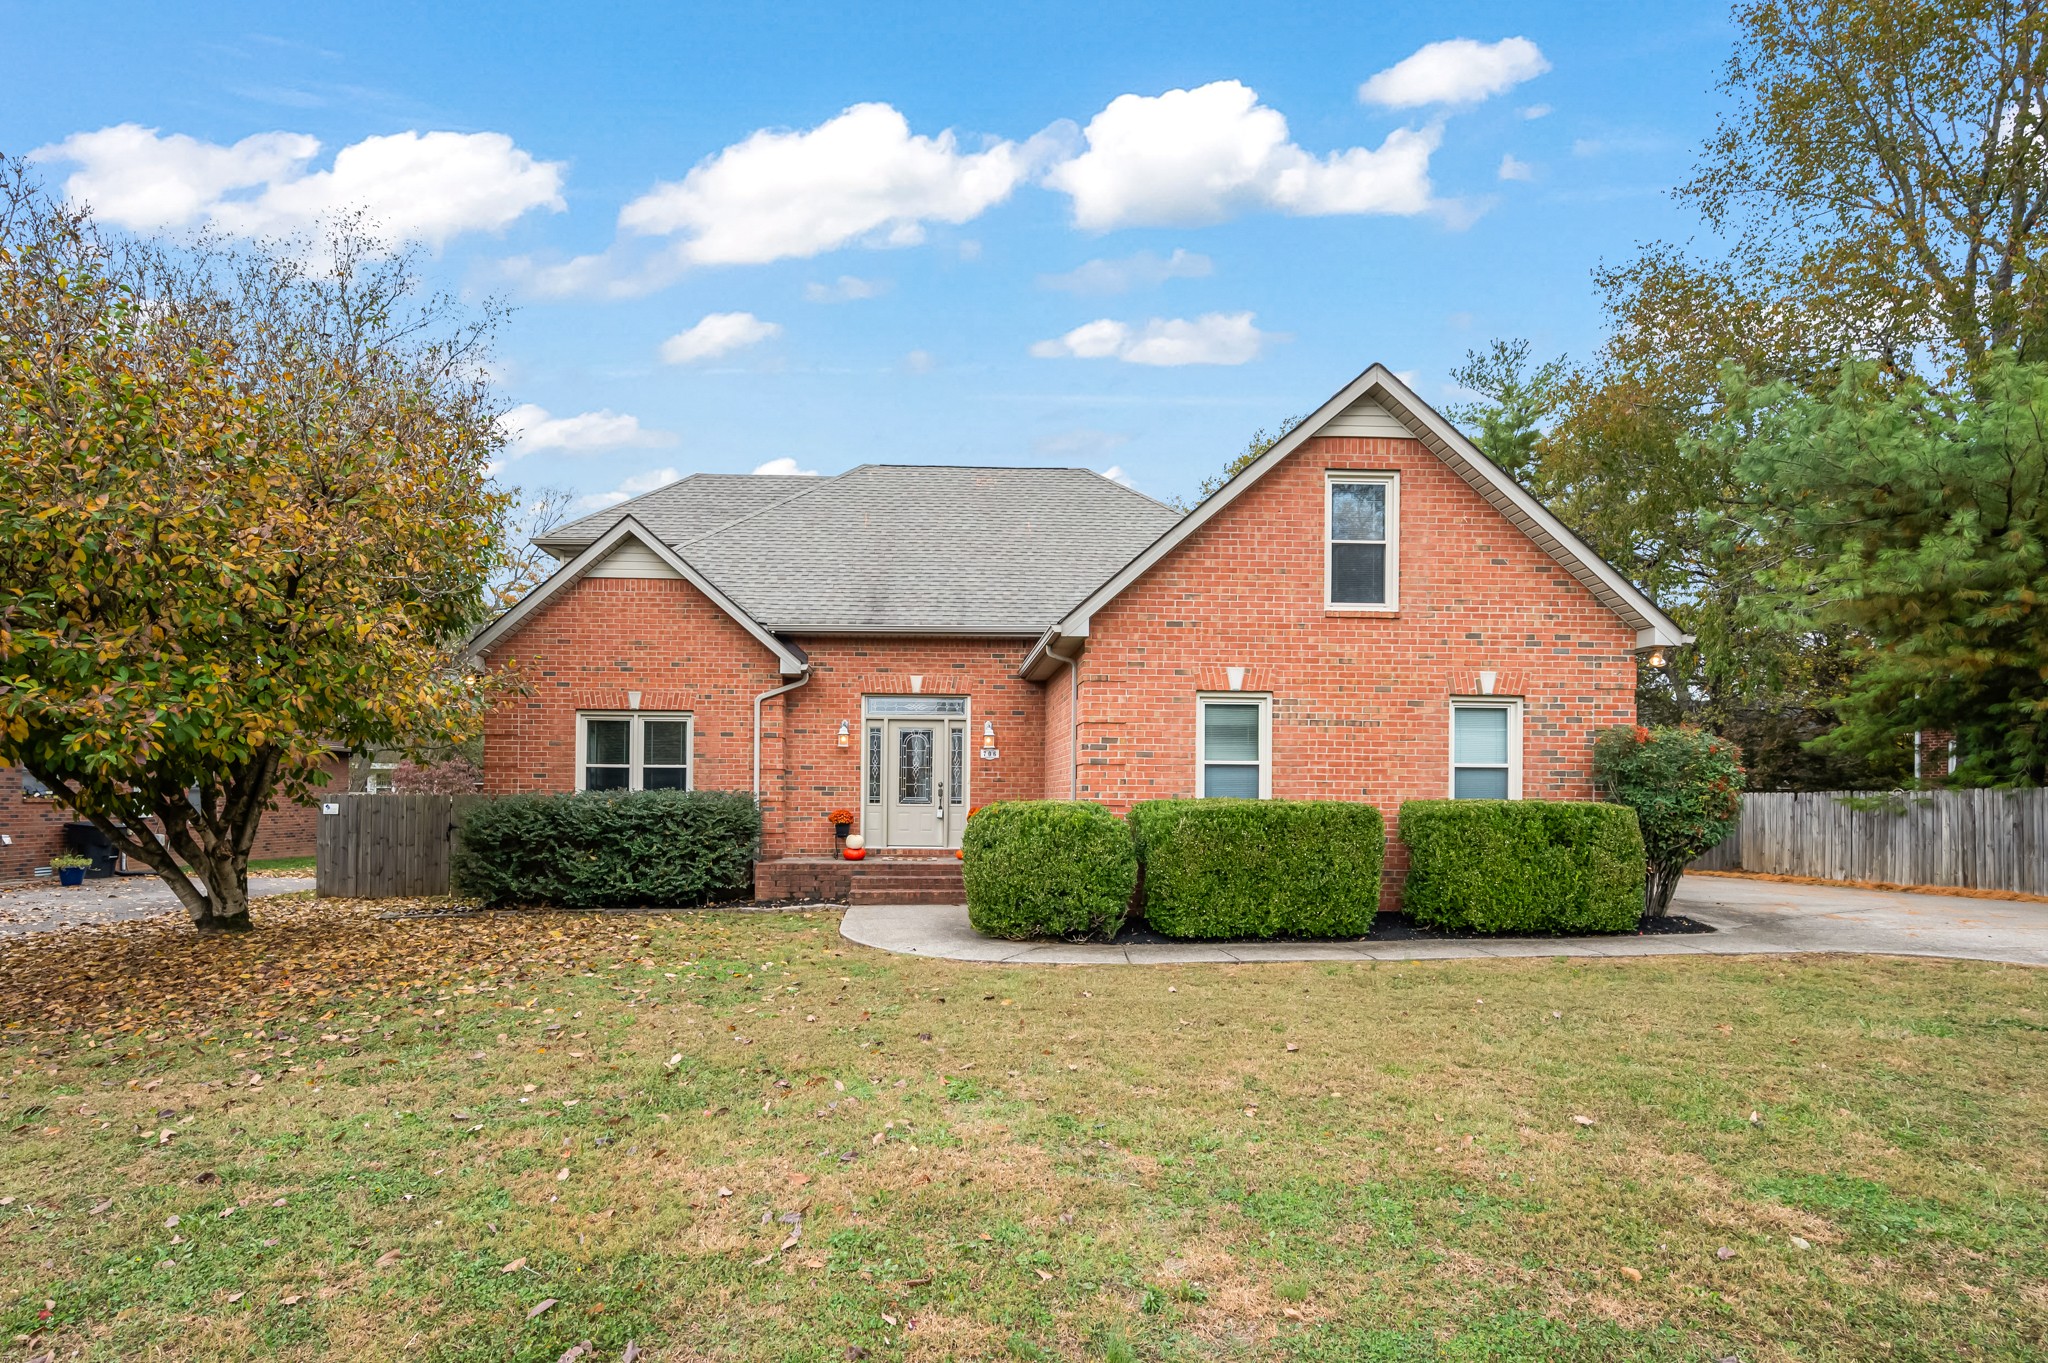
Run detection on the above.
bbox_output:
[1398,799,1645,934]
[960,801,1136,941]
[453,789,760,909]
[1129,799,1384,939]
[965,797,1384,942]
[963,797,1647,942]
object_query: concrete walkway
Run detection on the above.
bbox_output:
[839,873,2048,967]
[0,874,312,937]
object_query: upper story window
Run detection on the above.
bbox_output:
[1326,472,1399,610]
[1198,694,1271,799]
[1450,700,1521,799]
[578,712,692,792]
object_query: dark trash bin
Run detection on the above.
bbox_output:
[62,822,120,878]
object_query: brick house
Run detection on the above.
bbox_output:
[1,755,345,883]
[470,366,1685,904]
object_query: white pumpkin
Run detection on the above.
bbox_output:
[843,833,865,851]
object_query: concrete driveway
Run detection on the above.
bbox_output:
[0,874,312,936]
[839,874,2048,966]
[1669,874,2048,966]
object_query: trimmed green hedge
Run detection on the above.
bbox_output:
[452,790,761,909]
[1130,799,1385,940]
[1398,800,1645,934]
[962,801,1137,941]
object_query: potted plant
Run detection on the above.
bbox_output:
[827,808,855,840]
[51,854,93,887]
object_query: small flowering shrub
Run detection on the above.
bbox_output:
[1593,725,1746,915]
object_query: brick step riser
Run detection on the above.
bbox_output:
[851,881,965,893]
[847,890,967,905]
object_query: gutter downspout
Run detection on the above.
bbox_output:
[1047,639,1080,799]
[753,668,813,817]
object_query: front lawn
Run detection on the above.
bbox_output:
[1,900,2042,1361]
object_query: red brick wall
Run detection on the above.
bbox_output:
[248,754,345,861]
[479,575,787,809]
[0,769,73,881]
[772,636,1046,857]
[1073,435,1639,904]
[476,577,1052,859]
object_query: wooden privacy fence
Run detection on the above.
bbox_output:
[316,794,480,899]
[1691,788,2048,895]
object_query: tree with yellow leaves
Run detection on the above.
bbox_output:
[0,160,512,930]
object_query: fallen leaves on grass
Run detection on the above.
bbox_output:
[527,1298,557,1319]
[0,897,678,1039]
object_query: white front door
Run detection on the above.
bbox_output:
[879,717,965,849]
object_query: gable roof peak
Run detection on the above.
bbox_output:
[1021,363,1685,679]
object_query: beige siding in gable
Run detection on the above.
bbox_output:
[1319,396,1411,439]
[586,539,683,579]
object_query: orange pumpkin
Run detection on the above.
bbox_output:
[843,847,867,861]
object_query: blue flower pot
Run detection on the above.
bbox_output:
[58,866,86,887]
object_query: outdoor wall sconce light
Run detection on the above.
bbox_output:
[837,719,850,748]
[1647,648,1668,669]
[984,719,996,744]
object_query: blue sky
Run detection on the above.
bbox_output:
[1,1,1731,511]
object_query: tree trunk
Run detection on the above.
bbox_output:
[1645,862,1684,919]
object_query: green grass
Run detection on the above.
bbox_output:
[1,903,2042,1361]
[248,856,317,874]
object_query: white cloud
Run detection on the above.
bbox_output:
[1498,154,1534,182]
[618,102,1039,266]
[1358,37,1551,108]
[752,457,821,476]
[1045,81,1439,230]
[904,348,937,374]
[1038,248,1213,295]
[1100,465,1137,488]
[658,311,781,364]
[498,403,676,458]
[577,467,680,511]
[804,274,889,303]
[1030,312,1271,366]
[33,124,564,246]
[1520,103,1553,120]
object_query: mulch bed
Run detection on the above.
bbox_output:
[1104,912,1715,947]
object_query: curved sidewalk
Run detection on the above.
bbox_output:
[840,874,2048,967]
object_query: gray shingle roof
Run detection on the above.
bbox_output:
[540,465,1183,634]
[539,473,820,550]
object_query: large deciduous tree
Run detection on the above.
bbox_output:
[0,162,512,930]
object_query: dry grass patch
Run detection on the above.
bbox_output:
[0,901,2042,1361]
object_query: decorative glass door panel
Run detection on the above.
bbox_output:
[874,716,968,849]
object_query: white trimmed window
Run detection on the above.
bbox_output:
[577,712,692,791]
[1450,700,1521,799]
[1198,694,1271,798]
[1326,472,1399,609]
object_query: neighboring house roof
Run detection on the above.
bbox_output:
[468,516,810,675]
[528,464,1182,635]
[1021,363,1688,679]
